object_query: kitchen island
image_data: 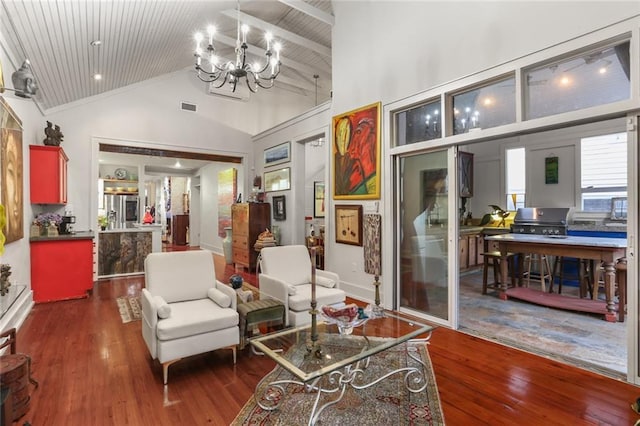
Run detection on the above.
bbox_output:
[486,233,627,322]
[98,225,162,278]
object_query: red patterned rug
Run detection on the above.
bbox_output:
[231,338,445,425]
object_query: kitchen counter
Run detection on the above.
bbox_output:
[99,224,162,233]
[29,231,95,242]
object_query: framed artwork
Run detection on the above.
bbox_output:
[273,195,286,220]
[545,156,559,184]
[332,101,381,200]
[217,168,237,237]
[314,181,325,218]
[0,96,24,244]
[264,141,291,166]
[335,204,363,246]
[264,167,290,192]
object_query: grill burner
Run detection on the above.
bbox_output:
[511,207,570,236]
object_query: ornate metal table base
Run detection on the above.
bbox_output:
[254,336,432,426]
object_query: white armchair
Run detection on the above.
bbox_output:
[141,250,239,384]
[259,245,346,327]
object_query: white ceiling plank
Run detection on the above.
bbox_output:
[220,9,331,58]
[277,0,334,26]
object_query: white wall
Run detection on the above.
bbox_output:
[331,1,640,303]
[467,118,627,217]
[44,70,313,232]
[0,42,44,331]
[252,103,331,246]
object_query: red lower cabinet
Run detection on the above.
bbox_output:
[30,238,94,302]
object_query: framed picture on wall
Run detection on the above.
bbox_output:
[335,204,362,246]
[264,167,291,192]
[264,141,291,166]
[332,102,381,200]
[273,195,286,220]
[314,181,325,218]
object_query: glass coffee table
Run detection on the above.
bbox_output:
[250,311,434,425]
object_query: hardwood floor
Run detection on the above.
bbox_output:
[7,253,640,425]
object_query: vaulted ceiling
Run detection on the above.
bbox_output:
[0,0,333,112]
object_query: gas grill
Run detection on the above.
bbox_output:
[511,207,570,236]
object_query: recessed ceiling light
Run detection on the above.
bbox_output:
[90,40,102,46]
[93,74,102,81]
[174,160,182,168]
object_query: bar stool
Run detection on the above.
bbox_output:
[481,251,516,294]
[551,256,591,296]
[522,253,553,292]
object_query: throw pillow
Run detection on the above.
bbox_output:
[154,296,172,319]
[315,276,336,288]
[288,285,297,295]
[208,287,231,308]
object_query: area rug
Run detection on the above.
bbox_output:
[116,296,142,323]
[231,339,445,425]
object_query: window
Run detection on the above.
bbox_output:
[451,75,516,135]
[394,99,442,146]
[506,147,526,211]
[524,40,630,120]
[581,132,627,211]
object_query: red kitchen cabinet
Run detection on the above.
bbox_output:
[30,238,93,302]
[30,145,68,204]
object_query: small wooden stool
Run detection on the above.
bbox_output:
[481,251,516,294]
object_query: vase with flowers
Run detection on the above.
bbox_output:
[34,212,63,236]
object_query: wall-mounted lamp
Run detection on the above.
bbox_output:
[1,59,38,99]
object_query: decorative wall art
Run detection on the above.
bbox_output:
[264,141,291,167]
[273,195,286,220]
[332,102,381,199]
[264,167,290,192]
[335,204,363,246]
[314,181,325,218]
[545,156,559,184]
[217,168,237,237]
[0,96,23,244]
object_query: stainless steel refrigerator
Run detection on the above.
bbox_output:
[103,195,139,228]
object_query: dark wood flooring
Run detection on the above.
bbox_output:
[6,251,640,425]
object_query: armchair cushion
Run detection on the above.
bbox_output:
[154,295,172,319]
[156,299,238,341]
[288,285,297,295]
[316,276,336,288]
[208,287,231,308]
[288,284,345,311]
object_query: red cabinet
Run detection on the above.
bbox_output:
[30,145,68,204]
[30,238,93,302]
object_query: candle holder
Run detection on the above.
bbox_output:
[306,247,322,359]
[371,275,385,318]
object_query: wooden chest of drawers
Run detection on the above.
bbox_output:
[231,203,271,270]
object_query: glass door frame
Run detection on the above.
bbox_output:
[392,146,460,329]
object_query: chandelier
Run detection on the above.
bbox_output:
[194,1,282,93]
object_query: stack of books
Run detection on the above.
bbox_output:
[254,229,277,250]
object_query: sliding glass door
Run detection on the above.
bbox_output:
[397,148,456,323]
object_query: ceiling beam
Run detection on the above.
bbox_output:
[215,33,331,85]
[220,9,331,58]
[99,144,242,164]
[277,0,335,26]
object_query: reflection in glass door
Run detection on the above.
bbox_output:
[398,149,452,321]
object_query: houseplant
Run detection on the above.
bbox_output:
[34,212,63,236]
[98,215,109,231]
